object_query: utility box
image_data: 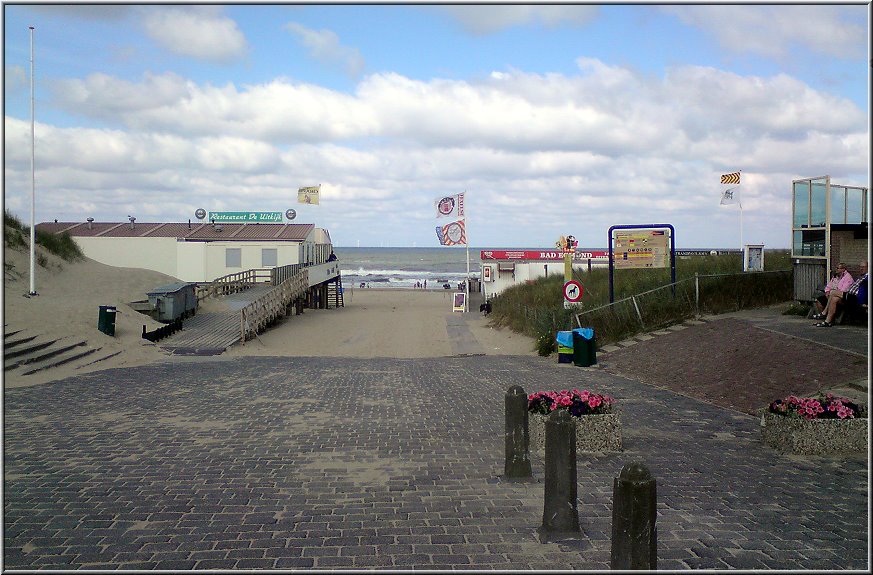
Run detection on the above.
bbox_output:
[147,283,198,323]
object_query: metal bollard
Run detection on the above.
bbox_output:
[504,385,532,479]
[610,462,657,570]
[540,409,580,534]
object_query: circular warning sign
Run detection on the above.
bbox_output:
[563,280,583,302]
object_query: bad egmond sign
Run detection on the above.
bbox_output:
[209,211,283,223]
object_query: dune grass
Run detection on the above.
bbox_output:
[489,250,794,353]
[4,209,84,262]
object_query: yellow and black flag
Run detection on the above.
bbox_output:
[720,171,741,185]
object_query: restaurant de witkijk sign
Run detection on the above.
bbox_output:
[209,211,283,223]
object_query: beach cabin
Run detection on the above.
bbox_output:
[480,249,610,297]
[791,176,868,302]
[34,220,341,302]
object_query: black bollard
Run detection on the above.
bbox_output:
[504,386,532,480]
[610,462,657,570]
[540,409,580,534]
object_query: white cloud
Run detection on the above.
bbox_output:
[284,22,365,78]
[6,54,868,247]
[4,65,27,92]
[441,5,599,34]
[663,5,866,60]
[140,6,247,63]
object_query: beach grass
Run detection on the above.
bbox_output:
[489,250,794,350]
[5,209,84,262]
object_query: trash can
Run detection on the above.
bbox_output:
[556,330,574,364]
[572,327,596,367]
[98,305,117,336]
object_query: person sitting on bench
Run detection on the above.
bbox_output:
[815,260,867,327]
[812,262,853,319]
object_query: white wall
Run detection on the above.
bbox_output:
[482,261,609,297]
[75,237,179,278]
[202,241,302,282]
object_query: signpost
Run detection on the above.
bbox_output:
[608,224,676,303]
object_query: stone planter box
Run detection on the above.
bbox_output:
[760,411,868,455]
[529,412,622,454]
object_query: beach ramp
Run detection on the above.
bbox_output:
[158,285,274,355]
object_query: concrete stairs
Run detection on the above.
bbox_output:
[3,326,121,378]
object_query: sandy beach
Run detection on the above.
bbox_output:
[3,245,535,389]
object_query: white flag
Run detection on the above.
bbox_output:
[434,193,465,219]
[720,187,741,207]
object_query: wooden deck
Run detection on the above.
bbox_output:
[159,285,274,355]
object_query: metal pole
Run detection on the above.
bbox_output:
[29,25,37,296]
[465,190,470,312]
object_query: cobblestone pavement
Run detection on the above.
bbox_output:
[3,355,869,570]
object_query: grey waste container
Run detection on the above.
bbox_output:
[98,305,117,336]
[147,283,198,322]
[572,328,596,367]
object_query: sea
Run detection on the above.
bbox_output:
[332,246,738,289]
[333,247,488,289]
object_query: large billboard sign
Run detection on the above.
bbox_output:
[613,229,670,269]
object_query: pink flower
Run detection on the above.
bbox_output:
[588,396,602,408]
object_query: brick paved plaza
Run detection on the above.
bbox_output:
[3,355,869,570]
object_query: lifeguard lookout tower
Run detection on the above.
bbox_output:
[791,175,868,301]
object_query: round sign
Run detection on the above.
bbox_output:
[195,208,206,220]
[285,209,296,220]
[563,280,583,302]
[437,196,455,216]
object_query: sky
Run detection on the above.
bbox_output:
[2,2,870,249]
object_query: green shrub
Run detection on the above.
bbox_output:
[489,250,794,348]
[536,332,554,356]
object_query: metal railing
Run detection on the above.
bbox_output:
[573,270,793,345]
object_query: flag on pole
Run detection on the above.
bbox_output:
[720,187,741,207]
[434,193,465,219]
[720,171,741,185]
[435,219,466,246]
[298,185,320,205]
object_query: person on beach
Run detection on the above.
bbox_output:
[815,261,867,327]
[812,263,853,320]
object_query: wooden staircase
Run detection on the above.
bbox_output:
[327,274,344,308]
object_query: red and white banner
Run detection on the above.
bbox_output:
[436,220,467,246]
[480,250,609,261]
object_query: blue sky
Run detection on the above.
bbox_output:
[3,3,869,248]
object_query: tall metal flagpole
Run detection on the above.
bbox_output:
[29,25,37,296]
[464,189,470,312]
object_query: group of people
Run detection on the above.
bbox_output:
[812,260,868,327]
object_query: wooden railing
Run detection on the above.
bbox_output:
[196,268,273,302]
[239,269,309,343]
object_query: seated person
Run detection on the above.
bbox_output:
[814,271,840,316]
[812,263,853,319]
[815,260,867,327]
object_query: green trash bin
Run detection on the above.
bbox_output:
[572,328,596,367]
[98,305,117,336]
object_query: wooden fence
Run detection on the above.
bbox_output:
[195,268,273,302]
[239,269,309,343]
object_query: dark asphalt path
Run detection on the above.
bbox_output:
[3,354,868,570]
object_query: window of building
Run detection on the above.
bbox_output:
[262,248,278,267]
[226,248,241,268]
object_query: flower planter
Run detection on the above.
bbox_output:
[529,412,622,454]
[760,412,868,455]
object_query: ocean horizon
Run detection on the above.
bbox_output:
[332,246,770,289]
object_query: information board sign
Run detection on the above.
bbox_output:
[613,230,670,269]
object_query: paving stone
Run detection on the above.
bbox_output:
[2,355,867,571]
